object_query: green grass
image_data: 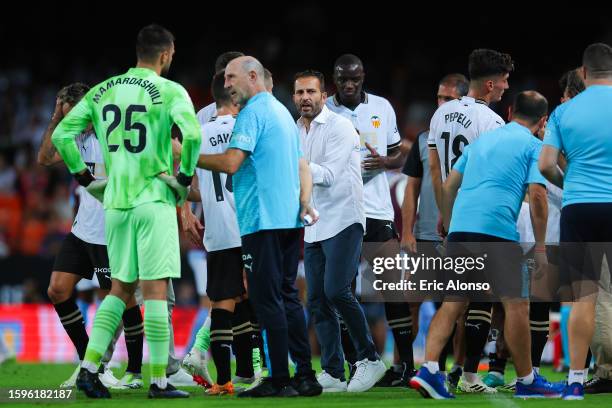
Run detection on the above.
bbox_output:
[0,360,609,407]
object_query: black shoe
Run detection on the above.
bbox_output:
[376,363,417,387]
[447,366,462,390]
[148,383,190,398]
[238,377,299,398]
[377,367,402,387]
[76,368,111,399]
[585,377,612,394]
[291,371,322,396]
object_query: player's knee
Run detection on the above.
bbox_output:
[47,284,71,304]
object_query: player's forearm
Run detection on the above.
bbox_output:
[197,149,245,175]
[401,178,420,239]
[51,123,86,174]
[429,161,443,210]
[299,158,313,206]
[38,120,62,166]
[529,184,548,246]
[383,145,404,169]
[178,129,201,177]
[538,145,564,189]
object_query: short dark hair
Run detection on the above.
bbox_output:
[215,51,245,73]
[583,42,612,79]
[512,91,548,125]
[468,49,514,81]
[57,83,90,106]
[439,73,469,97]
[333,54,363,70]
[211,71,231,107]
[559,68,585,98]
[294,70,326,92]
[136,24,174,63]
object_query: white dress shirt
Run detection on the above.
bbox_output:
[298,105,365,243]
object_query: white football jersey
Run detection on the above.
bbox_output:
[326,93,401,221]
[196,102,217,126]
[72,132,106,245]
[196,114,241,251]
[428,96,504,180]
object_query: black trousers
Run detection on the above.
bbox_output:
[241,228,312,380]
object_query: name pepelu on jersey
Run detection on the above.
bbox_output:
[428,96,504,180]
[196,114,241,251]
[72,131,106,245]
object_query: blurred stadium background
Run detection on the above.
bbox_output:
[1,6,612,366]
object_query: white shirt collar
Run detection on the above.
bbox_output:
[298,104,331,128]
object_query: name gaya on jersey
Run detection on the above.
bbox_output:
[196,114,241,251]
[326,93,401,221]
[428,96,504,180]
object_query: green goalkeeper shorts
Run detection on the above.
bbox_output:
[105,201,180,283]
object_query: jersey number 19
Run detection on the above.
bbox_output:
[440,131,469,176]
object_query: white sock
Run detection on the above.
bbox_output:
[204,315,211,329]
[152,376,168,389]
[489,371,504,380]
[584,368,589,378]
[463,372,479,383]
[533,366,540,375]
[81,360,98,375]
[568,369,585,385]
[423,361,439,374]
[517,371,535,385]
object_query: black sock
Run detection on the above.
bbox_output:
[340,318,357,367]
[210,308,233,385]
[530,302,550,369]
[233,301,254,378]
[53,298,88,360]
[585,348,592,369]
[385,302,414,370]
[122,305,143,374]
[248,302,266,369]
[464,302,491,373]
[488,352,507,374]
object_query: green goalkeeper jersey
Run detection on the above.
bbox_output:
[52,67,201,209]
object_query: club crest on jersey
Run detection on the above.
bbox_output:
[371,115,381,129]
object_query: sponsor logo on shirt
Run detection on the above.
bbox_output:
[233,134,253,145]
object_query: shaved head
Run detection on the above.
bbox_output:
[225,56,267,107]
[512,90,548,125]
[334,54,364,71]
[333,54,365,109]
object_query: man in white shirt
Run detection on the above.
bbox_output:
[327,54,414,384]
[294,70,385,393]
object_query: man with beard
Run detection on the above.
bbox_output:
[294,70,385,393]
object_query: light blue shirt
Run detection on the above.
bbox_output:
[544,85,612,207]
[449,122,546,241]
[229,92,302,236]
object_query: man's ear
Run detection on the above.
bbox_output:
[580,65,587,81]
